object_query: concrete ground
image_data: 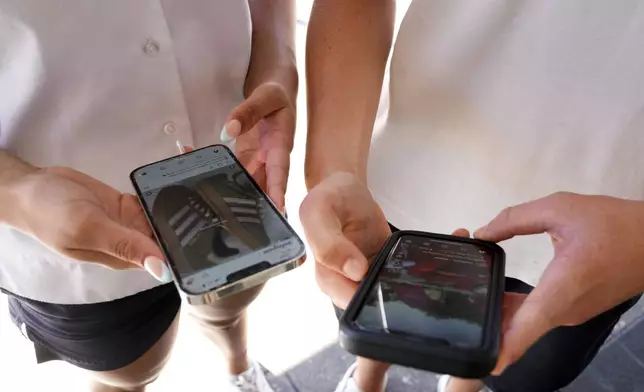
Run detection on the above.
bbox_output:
[2,2,644,392]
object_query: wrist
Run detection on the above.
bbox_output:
[245,61,298,105]
[304,158,366,191]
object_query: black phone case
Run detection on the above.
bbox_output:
[339,230,505,379]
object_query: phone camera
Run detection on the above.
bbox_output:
[214,149,220,153]
[141,172,147,176]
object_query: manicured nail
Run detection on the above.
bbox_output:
[220,119,241,142]
[144,256,173,283]
[343,258,367,281]
[175,140,186,154]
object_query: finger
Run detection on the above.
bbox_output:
[237,148,266,180]
[501,292,528,334]
[316,263,360,310]
[265,146,290,210]
[300,190,369,282]
[492,290,554,375]
[66,249,139,270]
[474,196,560,242]
[175,140,194,154]
[451,228,470,237]
[90,217,164,269]
[221,83,287,141]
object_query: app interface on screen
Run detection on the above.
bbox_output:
[355,235,492,348]
[134,147,303,292]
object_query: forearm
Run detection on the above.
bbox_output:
[0,151,37,225]
[246,0,298,100]
[305,0,395,190]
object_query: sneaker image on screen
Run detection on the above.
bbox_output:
[194,172,270,251]
[152,185,240,276]
[151,171,272,278]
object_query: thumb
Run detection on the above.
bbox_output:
[220,83,287,142]
[492,290,555,375]
[95,219,171,282]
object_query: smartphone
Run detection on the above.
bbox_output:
[339,230,505,378]
[130,144,306,305]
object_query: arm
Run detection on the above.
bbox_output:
[0,151,37,226]
[305,0,395,190]
[245,0,297,100]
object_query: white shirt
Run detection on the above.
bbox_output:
[369,0,644,285]
[0,0,251,303]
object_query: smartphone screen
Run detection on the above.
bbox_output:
[354,234,493,348]
[131,145,305,295]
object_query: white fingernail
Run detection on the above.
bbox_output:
[176,140,186,154]
[220,125,233,142]
[144,256,173,283]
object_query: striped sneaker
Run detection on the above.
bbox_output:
[152,185,238,274]
[195,172,270,251]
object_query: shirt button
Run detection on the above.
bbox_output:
[163,121,178,135]
[143,39,160,56]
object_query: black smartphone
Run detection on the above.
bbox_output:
[130,144,306,304]
[339,230,505,378]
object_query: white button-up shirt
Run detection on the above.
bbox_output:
[0,0,252,304]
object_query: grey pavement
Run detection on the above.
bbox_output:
[265,297,644,392]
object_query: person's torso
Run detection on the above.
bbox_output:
[369,0,644,285]
[0,0,252,303]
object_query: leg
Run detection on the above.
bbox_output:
[484,278,640,392]
[333,305,388,392]
[188,284,264,375]
[89,313,180,392]
[354,357,389,392]
[441,378,484,392]
[6,284,181,392]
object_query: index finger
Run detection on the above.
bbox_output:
[474,194,562,242]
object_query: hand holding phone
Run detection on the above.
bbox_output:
[9,165,162,271]
[299,172,392,309]
[131,145,306,304]
[339,231,505,378]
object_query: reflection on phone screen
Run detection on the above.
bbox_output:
[355,235,492,348]
[134,148,304,293]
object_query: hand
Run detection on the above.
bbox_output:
[474,192,644,374]
[299,172,391,308]
[11,166,167,279]
[220,82,296,211]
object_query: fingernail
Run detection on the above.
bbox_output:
[144,256,173,283]
[220,119,241,142]
[175,140,186,154]
[343,258,367,281]
[282,207,288,219]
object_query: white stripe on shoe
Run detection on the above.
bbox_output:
[223,197,257,206]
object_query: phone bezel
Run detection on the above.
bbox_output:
[130,144,306,296]
[339,230,505,378]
